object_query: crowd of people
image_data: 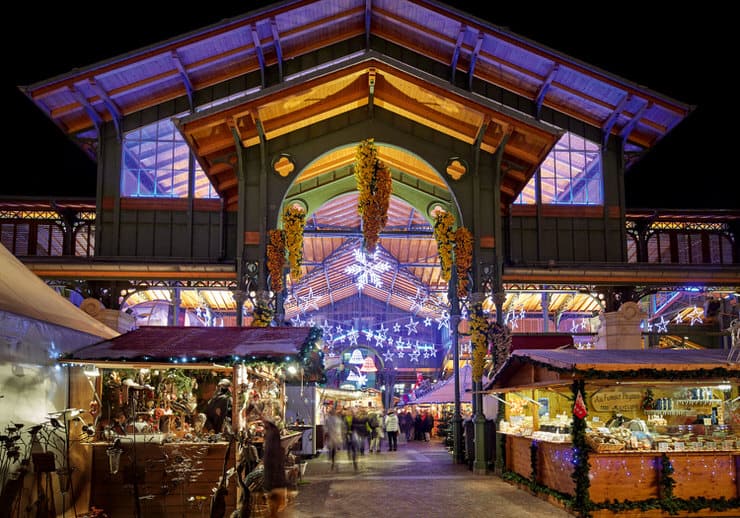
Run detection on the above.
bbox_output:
[323,404,436,470]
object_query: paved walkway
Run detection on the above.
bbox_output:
[280,437,574,518]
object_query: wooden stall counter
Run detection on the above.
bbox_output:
[502,433,740,517]
[88,440,235,517]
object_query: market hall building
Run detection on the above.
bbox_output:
[3,0,740,516]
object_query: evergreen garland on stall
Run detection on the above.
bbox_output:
[570,379,591,518]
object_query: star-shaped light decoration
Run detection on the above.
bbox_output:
[297,287,320,314]
[673,313,684,325]
[687,305,703,326]
[423,316,433,327]
[344,248,391,291]
[436,310,450,331]
[655,316,669,333]
[408,349,421,363]
[363,329,374,341]
[393,322,401,333]
[290,314,304,326]
[405,317,419,335]
[347,327,359,345]
[321,320,334,340]
[382,349,396,363]
[407,287,429,314]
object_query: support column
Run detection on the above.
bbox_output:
[450,263,464,464]
[492,289,507,474]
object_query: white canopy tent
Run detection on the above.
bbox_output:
[0,242,119,441]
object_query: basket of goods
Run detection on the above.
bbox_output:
[586,431,626,452]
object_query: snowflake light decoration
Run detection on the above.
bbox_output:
[344,248,391,291]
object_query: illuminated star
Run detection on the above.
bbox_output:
[382,350,395,363]
[393,322,401,333]
[408,349,421,363]
[347,327,359,346]
[673,313,683,325]
[655,316,669,333]
[298,287,320,314]
[321,320,334,339]
[408,287,429,314]
[436,310,450,331]
[424,317,433,327]
[290,314,304,326]
[363,329,374,341]
[377,323,388,340]
[688,305,703,326]
[405,317,419,335]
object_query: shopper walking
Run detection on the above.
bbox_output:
[368,407,384,453]
[384,409,399,451]
[324,407,345,470]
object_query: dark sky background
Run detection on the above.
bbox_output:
[5,3,735,209]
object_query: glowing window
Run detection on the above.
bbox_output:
[121,117,218,199]
[515,131,602,205]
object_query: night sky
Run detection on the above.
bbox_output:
[6,3,734,209]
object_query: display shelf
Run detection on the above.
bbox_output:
[644,409,691,416]
[674,399,722,405]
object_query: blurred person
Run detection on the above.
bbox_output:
[368,405,383,453]
[343,407,360,471]
[400,410,413,441]
[384,409,399,451]
[351,407,369,456]
[423,410,435,442]
[262,411,287,517]
[324,406,345,470]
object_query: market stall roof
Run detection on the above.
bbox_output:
[403,364,476,405]
[63,325,319,366]
[0,242,119,341]
[485,348,740,392]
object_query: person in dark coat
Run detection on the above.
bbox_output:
[205,378,233,434]
[262,415,287,517]
[414,412,423,441]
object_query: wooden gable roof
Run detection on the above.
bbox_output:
[20,0,691,189]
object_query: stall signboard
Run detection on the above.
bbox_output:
[590,388,643,413]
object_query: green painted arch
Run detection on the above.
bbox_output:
[279,141,460,227]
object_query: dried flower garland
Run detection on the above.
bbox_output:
[251,301,274,327]
[267,229,286,293]
[470,301,489,382]
[282,205,306,282]
[354,138,392,252]
[433,211,455,282]
[454,226,473,299]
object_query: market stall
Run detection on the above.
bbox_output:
[485,348,740,518]
[60,325,324,518]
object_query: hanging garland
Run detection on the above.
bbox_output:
[470,301,489,382]
[454,226,473,299]
[433,211,455,282]
[353,138,392,252]
[251,302,273,327]
[266,229,286,293]
[489,322,512,375]
[282,205,306,282]
[570,379,592,517]
[300,326,326,384]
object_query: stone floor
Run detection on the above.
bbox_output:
[277,437,574,518]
